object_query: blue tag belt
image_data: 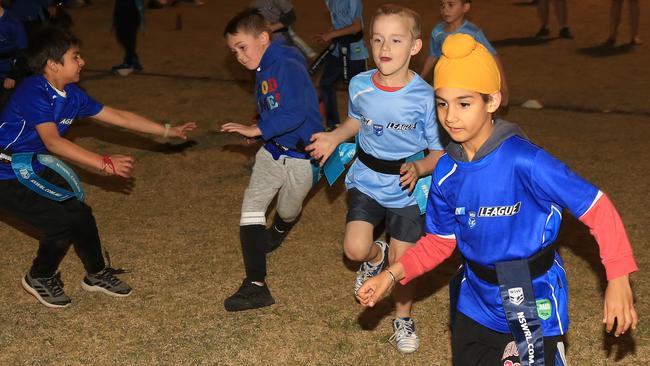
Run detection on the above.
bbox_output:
[6,152,85,202]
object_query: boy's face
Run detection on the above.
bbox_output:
[439,0,469,24]
[435,87,500,146]
[370,14,421,77]
[226,30,270,71]
[54,46,85,84]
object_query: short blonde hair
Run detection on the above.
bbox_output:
[371,3,422,40]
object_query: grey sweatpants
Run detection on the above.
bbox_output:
[240,146,314,226]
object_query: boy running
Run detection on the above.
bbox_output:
[357,33,637,365]
[420,0,509,106]
[0,27,196,308]
[221,9,323,312]
[307,4,443,353]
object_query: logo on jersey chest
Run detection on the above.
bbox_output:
[386,122,416,131]
[58,118,73,125]
[478,202,521,217]
[372,124,383,136]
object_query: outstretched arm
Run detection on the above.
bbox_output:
[93,106,197,139]
[36,122,134,177]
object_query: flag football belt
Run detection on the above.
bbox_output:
[465,245,557,366]
[309,31,364,76]
[264,141,310,160]
[0,150,84,202]
[464,244,557,285]
[356,147,409,175]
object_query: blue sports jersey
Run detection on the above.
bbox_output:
[345,70,443,208]
[0,75,103,180]
[0,11,27,77]
[427,132,600,334]
[429,20,496,58]
[324,0,368,61]
[8,0,51,22]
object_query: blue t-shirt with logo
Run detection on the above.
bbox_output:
[429,20,496,58]
[0,75,103,180]
[325,0,368,61]
[427,135,600,334]
[345,70,443,208]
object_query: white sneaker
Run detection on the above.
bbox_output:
[353,240,389,295]
[389,318,420,354]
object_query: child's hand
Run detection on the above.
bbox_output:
[169,122,197,140]
[603,274,638,337]
[103,155,135,178]
[356,271,394,307]
[220,123,262,138]
[3,78,15,90]
[314,31,334,43]
[306,132,337,166]
[399,162,420,193]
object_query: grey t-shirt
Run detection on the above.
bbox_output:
[250,0,293,24]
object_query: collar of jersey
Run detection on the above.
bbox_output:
[370,69,418,96]
[451,142,502,171]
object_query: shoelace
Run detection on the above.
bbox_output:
[389,320,416,344]
[95,270,122,286]
[44,275,65,297]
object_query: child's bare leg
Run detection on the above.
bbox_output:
[389,238,416,318]
[630,0,642,43]
[609,0,624,40]
[537,0,549,28]
[343,221,378,263]
[553,0,569,28]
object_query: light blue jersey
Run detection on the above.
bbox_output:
[324,0,368,61]
[429,20,496,58]
[345,70,443,208]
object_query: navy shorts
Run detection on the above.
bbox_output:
[346,188,424,243]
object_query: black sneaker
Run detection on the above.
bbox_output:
[81,268,132,297]
[22,272,71,308]
[559,27,573,39]
[535,26,550,38]
[224,279,275,312]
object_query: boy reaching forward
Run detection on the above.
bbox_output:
[221,9,323,312]
[358,33,637,365]
[0,27,196,308]
[308,4,443,354]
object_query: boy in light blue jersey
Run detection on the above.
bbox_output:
[420,0,509,106]
[308,4,443,354]
[315,0,368,130]
[358,34,638,365]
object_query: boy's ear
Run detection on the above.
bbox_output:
[410,38,423,56]
[259,31,271,45]
[487,92,502,113]
[463,3,471,13]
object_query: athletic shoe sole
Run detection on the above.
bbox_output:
[81,281,132,298]
[21,276,70,308]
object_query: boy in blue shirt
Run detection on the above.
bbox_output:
[420,0,509,106]
[308,4,443,354]
[316,0,368,130]
[357,34,637,365]
[221,9,323,312]
[0,27,196,308]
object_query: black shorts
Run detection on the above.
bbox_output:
[452,311,566,366]
[346,188,424,243]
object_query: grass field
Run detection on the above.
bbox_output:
[0,0,648,364]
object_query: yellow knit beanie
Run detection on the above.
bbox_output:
[433,33,500,94]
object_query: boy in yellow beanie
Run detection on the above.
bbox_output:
[357,33,638,365]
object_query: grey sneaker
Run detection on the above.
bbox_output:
[389,318,420,354]
[354,240,389,295]
[21,272,71,308]
[81,268,132,297]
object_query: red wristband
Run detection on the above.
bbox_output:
[101,156,116,175]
